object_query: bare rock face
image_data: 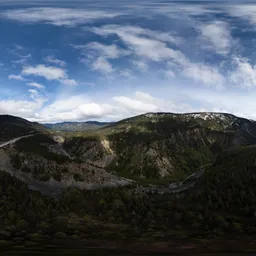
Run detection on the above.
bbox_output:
[48,144,72,159]
[53,136,65,143]
[63,137,116,168]
[0,145,132,199]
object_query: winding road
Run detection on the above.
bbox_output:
[141,164,211,195]
[0,134,210,198]
[0,134,35,148]
[0,133,132,199]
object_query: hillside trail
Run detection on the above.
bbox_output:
[0,133,35,148]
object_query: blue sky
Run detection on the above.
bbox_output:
[1,0,256,122]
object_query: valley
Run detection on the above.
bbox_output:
[1,112,256,253]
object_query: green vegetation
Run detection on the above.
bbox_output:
[55,112,256,184]
[63,131,106,141]
[15,134,70,164]
[4,112,256,185]
[2,145,256,249]
[106,128,232,182]
[4,112,256,251]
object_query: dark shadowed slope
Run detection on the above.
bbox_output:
[0,115,48,141]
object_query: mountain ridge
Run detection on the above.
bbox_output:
[2,111,256,185]
[60,111,256,182]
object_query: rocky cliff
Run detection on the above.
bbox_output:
[63,112,256,182]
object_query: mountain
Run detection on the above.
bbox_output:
[0,115,131,198]
[63,112,256,183]
[2,112,256,188]
[43,121,113,132]
[0,115,48,141]
[1,112,256,251]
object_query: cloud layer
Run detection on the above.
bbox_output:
[1,2,256,122]
[2,7,123,26]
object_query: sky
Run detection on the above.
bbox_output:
[1,0,256,123]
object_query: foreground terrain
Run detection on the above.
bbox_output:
[1,112,256,252]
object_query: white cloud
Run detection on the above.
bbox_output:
[45,55,66,67]
[228,5,256,26]
[89,25,187,63]
[9,45,32,61]
[83,42,130,59]
[13,44,24,51]
[38,95,114,122]
[132,60,148,71]
[135,91,155,102]
[40,92,158,122]
[199,21,232,55]
[79,103,114,118]
[152,3,219,17]
[111,91,187,117]
[12,58,29,65]
[21,65,78,86]
[0,99,44,119]
[42,96,87,113]
[27,82,45,89]
[61,79,78,86]
[164,70,175,79]
[229,57,256,88]
[74,42,129,74]
[182,63,224,88]
[3,87,256,123]
[120,69,132,77]
[28,89,39,99]
[90,24,225,88]
[8,74,25,81]
[113,96,158,113]
[89,25,181,45]
[1,7,123,26]
[4,88,256,123]
[22,65,66,80]
[92,57,114,74]
[3,90,188,123]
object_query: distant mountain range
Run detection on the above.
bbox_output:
[43,121,114,132]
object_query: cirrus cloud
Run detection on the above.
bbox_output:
[198,21,232,55]
[27,82,45,89]
[1,7,123,26]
